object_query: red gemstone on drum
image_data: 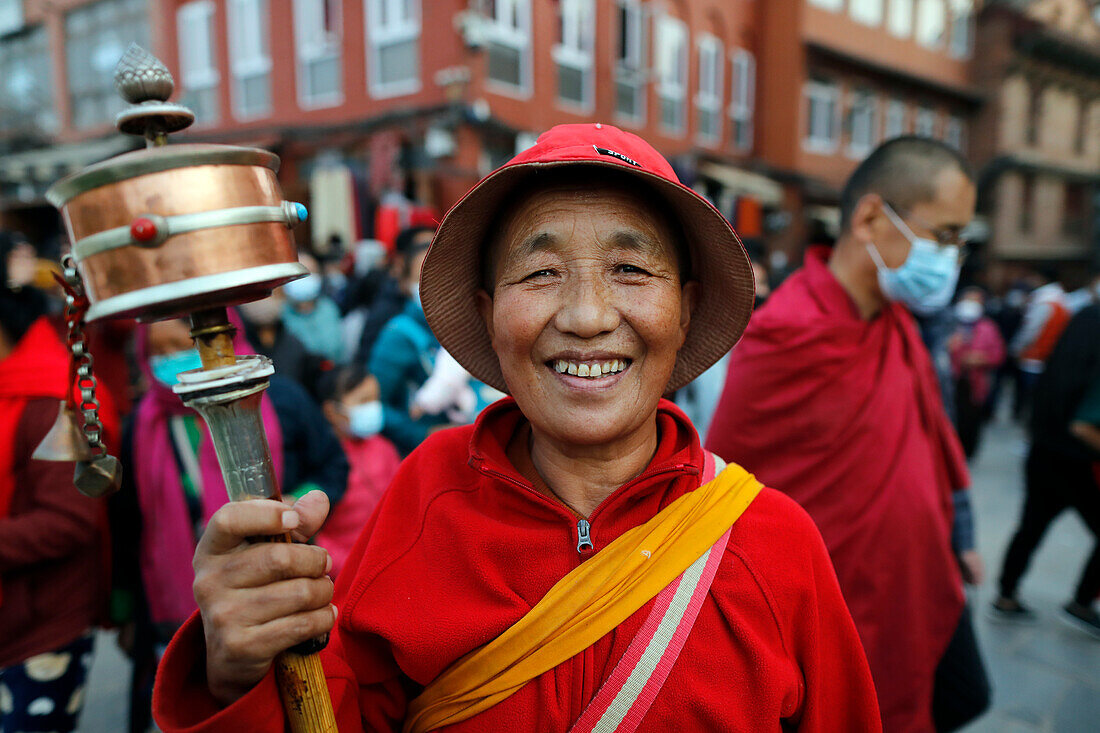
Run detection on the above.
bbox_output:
[131,217,157,242]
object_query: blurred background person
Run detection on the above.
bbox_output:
[948,288,1006,459]
[352,226,435,367]
[0,235,118,733]
[316,366,401,576]
[366,228,448,454]
[992,302,1100,639]
[1010,269,1069,421]
[108,315,284,733]
[282,252,344,364]
[339,239,388,360]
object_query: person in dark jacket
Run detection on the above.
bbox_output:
[353,226,435,366]
[0,268,118,732]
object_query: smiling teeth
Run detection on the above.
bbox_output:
[553,359,626,378]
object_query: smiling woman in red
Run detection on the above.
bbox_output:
[153,124,880,731]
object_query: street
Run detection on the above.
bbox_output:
[75,413,1099,732]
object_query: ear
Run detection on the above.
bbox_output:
[475,289,495,345]
[679,280,701,345]
[850,193,884,245]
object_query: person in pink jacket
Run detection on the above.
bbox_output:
[949,287,1006,458]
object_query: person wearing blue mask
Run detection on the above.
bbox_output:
[709,136,991,733]
[282,253,345,364]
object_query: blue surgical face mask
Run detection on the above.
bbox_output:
[149,348,204,387]
[284,273,323,303]
[866,204,961,316]
[346,400,384,438]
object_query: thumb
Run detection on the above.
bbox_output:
[289,489,330,542]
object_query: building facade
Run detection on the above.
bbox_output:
[971,0,1100,274]
[754,0,980,263]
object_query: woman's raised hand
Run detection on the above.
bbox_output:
[192,490,335,706]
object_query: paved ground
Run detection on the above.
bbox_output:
[75,414,1099,732]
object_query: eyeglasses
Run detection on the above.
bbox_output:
[882,202,971,263]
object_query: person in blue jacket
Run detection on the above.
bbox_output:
[367,239,449,454]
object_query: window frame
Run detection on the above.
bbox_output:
[365,0,420,99]
[729,48,755,152]
[915,0,946,49]
[613,0,646,124]
[850,0,884,27]
[483,0,533,98]
[293,0,343,108]
[176,0,220,125]
[226,0,272,120]
[553,0,595,111]
[888,0,914,37]
[694,34,723,144]
[915,105,937,137]
[944,114,966,151]
[847,89,879,158]
[948,0,972,59]
[655,14,688,136]
[809,0,844,11]
[803,78,841,154]
[884,98,908,139]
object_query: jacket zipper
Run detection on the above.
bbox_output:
[475,461,694,556]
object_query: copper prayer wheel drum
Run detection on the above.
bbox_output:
[47,144,308,322]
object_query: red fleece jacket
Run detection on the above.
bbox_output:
[154,399,880,731]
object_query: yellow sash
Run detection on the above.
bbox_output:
[403,462,764,733]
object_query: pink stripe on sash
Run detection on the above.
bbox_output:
[569,452,728,733]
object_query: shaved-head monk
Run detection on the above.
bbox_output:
[151,125,881,731]
[708,136,990,732]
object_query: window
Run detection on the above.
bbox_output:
[809,0,844,10]
[554,0,593,109]
[851,0,884,26]
[804,78,840,153]
[695,35,723,142]
[177,1,219,125]
[295,0,342,106]
[614,0,646,121]
[0,0,23,35]
[888,0,913,36]
[484,0,531,95]
[915,0,946,48]
[65,0,150,129]
[366,0,419,97]
[0,25,56,133]
[655,15,687,134]
[915,106,937,137]
[226,0,271,119]
[944,115,965,151]
[948,0,971,58]
[884,99,907,138]
[729,49,755,151]
[847,90,878,157]
[1064,183,1087,238]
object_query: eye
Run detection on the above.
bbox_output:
[615,263,651,276]
[523,268,557,281]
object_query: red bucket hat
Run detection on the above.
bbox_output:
[420,123,755,394]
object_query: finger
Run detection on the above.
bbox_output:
[219,542,332,588]
[289,490,330,542]
[235,577,335,625]
[198,500,298,557]
[248,605,338,659]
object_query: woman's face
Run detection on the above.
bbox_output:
[478,180,696,447]
[146,319,194,357]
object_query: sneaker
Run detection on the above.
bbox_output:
[1060,602,1100,640]
[988,597,1038,624]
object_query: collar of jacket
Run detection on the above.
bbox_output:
[465,397,705,525]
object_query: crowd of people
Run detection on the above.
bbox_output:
[0,125,1097,732]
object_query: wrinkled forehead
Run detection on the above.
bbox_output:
[482,177,687,284]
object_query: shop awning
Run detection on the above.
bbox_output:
[698,162,783,206]
[0,136,136,185]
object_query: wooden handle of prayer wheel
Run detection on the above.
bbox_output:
[274,648,338,733]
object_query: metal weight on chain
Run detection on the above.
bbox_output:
[33,255,124,497]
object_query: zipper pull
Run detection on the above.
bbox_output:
[576,519,594,554]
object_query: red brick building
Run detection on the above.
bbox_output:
[754,0,981,263]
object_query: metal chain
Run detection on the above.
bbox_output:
[59,254,106,456]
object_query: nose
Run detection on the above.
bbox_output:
[553,270,620,339]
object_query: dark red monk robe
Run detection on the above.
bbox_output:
[707,249,969,733]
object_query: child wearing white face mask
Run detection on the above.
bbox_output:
[948,288,1006,458]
